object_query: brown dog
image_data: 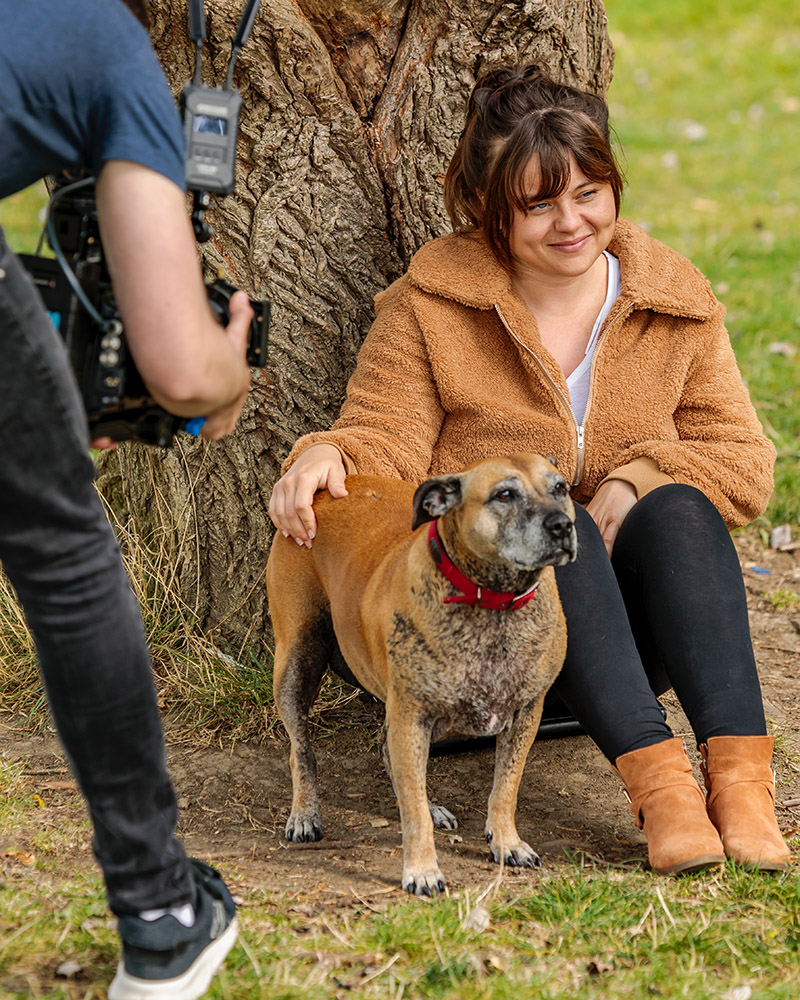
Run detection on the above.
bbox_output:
[267,453,577,895]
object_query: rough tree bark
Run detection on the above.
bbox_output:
[98,0,614,654]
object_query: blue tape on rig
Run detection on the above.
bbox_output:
[184,417,206,436]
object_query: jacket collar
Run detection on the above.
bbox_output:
[405,218,718,320]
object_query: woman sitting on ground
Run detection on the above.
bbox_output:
[269,64,790,874]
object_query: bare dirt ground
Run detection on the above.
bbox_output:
[2,536,800,916]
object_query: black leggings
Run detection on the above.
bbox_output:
[551,484,766,763]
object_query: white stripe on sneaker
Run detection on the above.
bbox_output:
[108,916,238,1000]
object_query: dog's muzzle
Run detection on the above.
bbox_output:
[543,508,577,560]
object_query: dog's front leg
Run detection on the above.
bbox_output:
[381,726,458,831]
[385,698,445,896]
[485,696,546,869]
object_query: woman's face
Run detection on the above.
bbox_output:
[508,155,617,282]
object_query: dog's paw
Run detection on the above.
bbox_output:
[429,802,458,830]
[285,810,324,843]
[486,832,542,869]
[402,866,447,897]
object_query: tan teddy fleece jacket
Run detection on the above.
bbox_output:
[284,218,775,528]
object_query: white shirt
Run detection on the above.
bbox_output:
[566,251,621,424]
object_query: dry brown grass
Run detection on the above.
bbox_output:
[0,483,362,742]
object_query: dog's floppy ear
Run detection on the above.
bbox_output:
[411,475,463,530]
[545,455,558,468]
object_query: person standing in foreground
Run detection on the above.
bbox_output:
[0,0,252,995]
[269,64,791,876]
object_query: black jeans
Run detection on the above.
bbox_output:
[0,230,192,915]
[552,484,767,763]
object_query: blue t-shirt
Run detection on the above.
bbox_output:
[0,0,184,199]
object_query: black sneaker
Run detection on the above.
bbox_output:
[108,859,238,1000]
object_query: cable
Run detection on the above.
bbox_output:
[45,177,110,331]
[225,0,261,89]
[187,0,205,84]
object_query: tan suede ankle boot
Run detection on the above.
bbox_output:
[614,737,725,875]
[699,735,791,871]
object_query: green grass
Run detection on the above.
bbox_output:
[2,751,800,996]
[0,181,48,253]
[3,825,800,999]
[767,588,800,610]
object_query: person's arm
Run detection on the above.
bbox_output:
[268,444,349,545]
[268,280,445,542]
[281,280,446,479]
[599,303,775,528]
[94,160,252,440]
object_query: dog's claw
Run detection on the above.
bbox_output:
[486,834,541,869]
[402,867,446,897]
[429,802,458,830]
[285,811,324,843]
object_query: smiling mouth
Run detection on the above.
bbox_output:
[550,234,592,251]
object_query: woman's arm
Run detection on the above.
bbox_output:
[601,304,775,527]
[268,281,446,541]
[284,282,445,480]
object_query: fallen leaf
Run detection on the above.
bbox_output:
[462,905,491,933]
[4,850,35,865]
[682,121,708,141]
[483,952,506,973]
[770,524,792,549]
[767,341,797,357]
[56,960,83,978]
[722,986,752,1000]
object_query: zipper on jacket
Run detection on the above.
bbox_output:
[495,305,581,484]
[575,424,585,485]
[495,301,634,489]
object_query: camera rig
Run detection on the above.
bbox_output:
[19,0,266,447]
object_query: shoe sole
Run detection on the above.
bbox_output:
[108,916,238,1000]
[655,853,726,875]
[729,858,790,872]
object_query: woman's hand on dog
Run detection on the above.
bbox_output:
[269,444,349,547]
[585,479,637,556]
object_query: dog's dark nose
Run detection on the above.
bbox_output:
[543,509,573,543]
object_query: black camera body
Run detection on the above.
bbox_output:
[20,183,268,447]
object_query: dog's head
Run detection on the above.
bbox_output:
[411,454,577,578]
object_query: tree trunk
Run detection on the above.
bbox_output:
[97,0,614,653]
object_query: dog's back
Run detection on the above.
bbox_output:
[267,476,419,703]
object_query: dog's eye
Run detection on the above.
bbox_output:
[491,488,517,503]
[551,480,567,497]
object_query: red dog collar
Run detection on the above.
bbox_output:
[427,521,539,610]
